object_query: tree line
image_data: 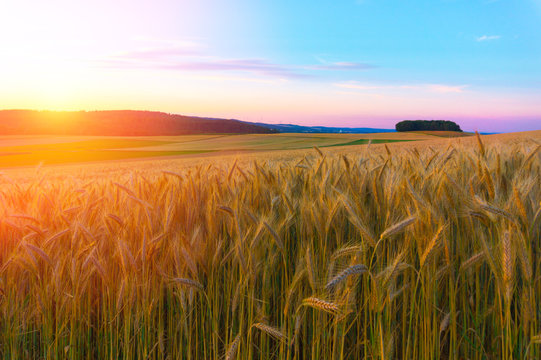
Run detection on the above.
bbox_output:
[395,120,462,132]
[0,110,277,136]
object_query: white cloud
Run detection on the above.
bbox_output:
[334,81,468,94]
[311,56,375,71]
[476,35,501,42]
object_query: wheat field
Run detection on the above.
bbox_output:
[0,132,540,359]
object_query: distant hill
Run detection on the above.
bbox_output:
[0,110,277,136]
[251,122,395,134]
[0,110,399,136]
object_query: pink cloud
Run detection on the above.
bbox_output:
[96,43,375,80]
[426,84,468,93]
[161,59,310,79]
[100,55,310,79]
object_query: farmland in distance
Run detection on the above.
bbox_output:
[0,131,452,168]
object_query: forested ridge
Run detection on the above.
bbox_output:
[0,110,277,135]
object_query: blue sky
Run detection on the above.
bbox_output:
[0,0,540,131]
[207,0,541,86]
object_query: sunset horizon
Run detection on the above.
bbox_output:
[0,107,538,133]
[1,0,540,133]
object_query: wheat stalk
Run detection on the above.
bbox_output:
[459,251,485,273]
[440,312,451,334]
[171,278,204,291]
[330,245,364,261]
[325,264,367,290]
[501,231,515,302]
[379,216,417,240]
[301,297,340,314]
[225,333,241,360]
[252,322,286,342]
[419,225,445,267]
[263,222,285,253]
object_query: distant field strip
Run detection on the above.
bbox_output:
[323,138,416,147]
[0,133,430,167]
[413,130,474,137]
[0,138,200,167]
[127,134,356,151]
[0,138,175,152]
[0,150,211,167]
[123,134,422,152]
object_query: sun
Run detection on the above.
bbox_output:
[24,55,92,111]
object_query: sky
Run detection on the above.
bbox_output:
[0,0,540,132]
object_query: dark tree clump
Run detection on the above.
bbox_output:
[395,120,462,132]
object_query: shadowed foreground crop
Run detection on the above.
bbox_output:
[0,134,540,359]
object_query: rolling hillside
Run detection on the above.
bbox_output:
[0,110,277,136]
[251,122,395,133]
[0,110,402,136]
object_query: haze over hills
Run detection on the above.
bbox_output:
[250,122,395,133]
[0,110,397,136]
[0,110,277,136]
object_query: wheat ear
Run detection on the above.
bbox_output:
[325,264,367,290]
[172,278,204,291]
[302,297,340,314]
[379,216,416,240]
[225,333,241,360]
[252,322,286,342]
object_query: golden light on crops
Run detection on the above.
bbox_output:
[0,131,539,358]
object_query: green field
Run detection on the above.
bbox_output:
[0,133,437,168]
[323,138,416,147]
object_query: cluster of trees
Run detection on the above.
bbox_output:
[0,110,277,136]
[395,120,462,132]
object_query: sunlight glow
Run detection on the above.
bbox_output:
[0,0,539,131]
